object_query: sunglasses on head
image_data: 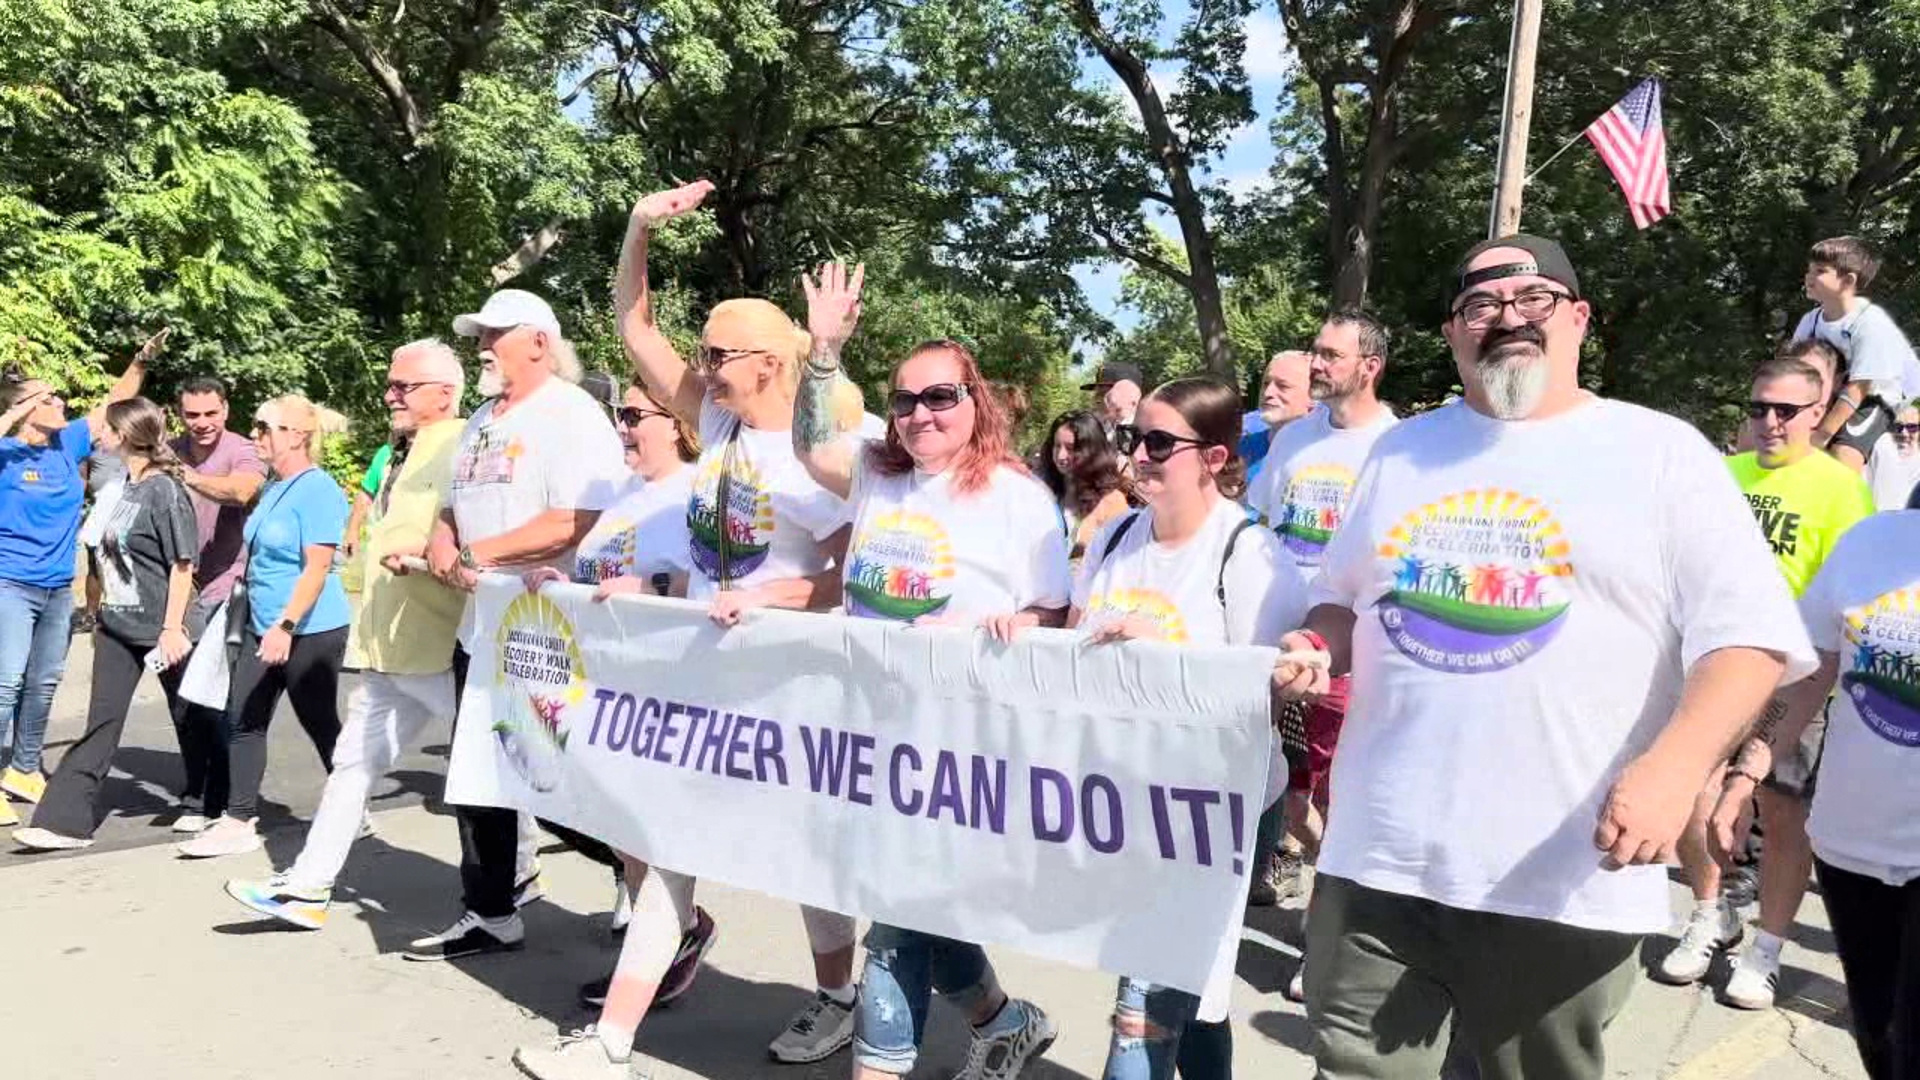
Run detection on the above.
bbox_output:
[888,383,971,418]
[616,405,673,428]
[1745,400,1818,423]
[1114,425,1211,463]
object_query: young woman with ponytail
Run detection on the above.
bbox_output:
[178,395,353,858]
[14,398,200,850]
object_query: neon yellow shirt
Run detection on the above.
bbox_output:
[1726,450,1874,596]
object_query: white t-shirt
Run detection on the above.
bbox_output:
[687,395,849,601]
[1793,301,1920,407]
[572,468,695,585]
[843,455,1069,622]
[1797,512,1920,886]
[1309,398,1817,934]
[1248,406,1398,569]
[1866,435,1920,512]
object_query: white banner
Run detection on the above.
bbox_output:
[446,576,1277,995]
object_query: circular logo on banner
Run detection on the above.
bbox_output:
[1841,587,1920,747]
[493,591,589,792]
[1374,488,1574,673]
[845,510,956,622]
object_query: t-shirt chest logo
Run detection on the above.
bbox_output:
[455,430,522,487]
[687,456,774,579]
[1375,488,1574,673]
[577,517,638,584]
[1277,462,1357,561]
[21,468,41,484]
[846,510,954,621]
[1086,588,1189,644]
[1842,587,1920,748]
[1742,492,1801,556]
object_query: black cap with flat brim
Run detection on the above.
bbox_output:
[1449,234,1581,311]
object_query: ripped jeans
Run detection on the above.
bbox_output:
[1102,978,1233,1080]
[854,923,1000,1074]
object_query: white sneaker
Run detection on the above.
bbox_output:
[171,813,211,834]
[957,999,1058,1080]
[1724,942,1782,1010]
[767,991,856,1063]
[512,1027,636,1080]
[358,813,377,840]
[513,864,545,909]
[403,910,526,961]
[609,871,633,936]
[12,826,94,851]
[176,816,262,859]
[1654,902,1742,985]
[1286,962,1306,1003]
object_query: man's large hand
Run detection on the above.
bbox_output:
[1594,751,1700,870]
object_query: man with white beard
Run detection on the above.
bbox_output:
[1270,234,1815,1080]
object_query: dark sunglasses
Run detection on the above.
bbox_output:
[616,405,673,428]
[694,344,765,375]
[1895,423,1920,435]
[1114,425,1211,463]
[889,383,971,418]
[1745,400,1819,423]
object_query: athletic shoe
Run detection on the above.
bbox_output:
[956,999,1058,1080]
[403,910,526,961]
[609,872,633,937]
[0,801,17,828]
[176,816,261,858]
[658,907,718,1005]
[514,867,545,909]
[171,813,211,834]
[1653,902,1742,985]
[226,875,331,931]
[359,813,377,840]
[512,1027,634,1080]
[2,767,47,803]
[1723,941,1782,1010]
[12,826,92,851]
[767,990,856,1063]
[1285,961,1306,1003]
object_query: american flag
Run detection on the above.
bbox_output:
[1584,78,1671,229]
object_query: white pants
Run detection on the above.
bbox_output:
[286,670,454,891]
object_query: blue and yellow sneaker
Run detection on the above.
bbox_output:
[225,875,330,931]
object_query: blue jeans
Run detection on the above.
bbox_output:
[1103,978,1233,1080]
[855,924,999,1074]
[0,579,74,775]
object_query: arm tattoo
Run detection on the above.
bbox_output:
[794,347,841,455]
[1753,695,1788,743]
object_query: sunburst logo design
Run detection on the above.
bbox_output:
[845,511,956,621]
[1373,488,1574,673]
[1276,463,1358,561]
[492,591,589,792]
[1841,585,1920,747]
[687,455,776,579]
[1085,588,1190,644]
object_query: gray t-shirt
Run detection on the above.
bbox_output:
[94,473,200,646]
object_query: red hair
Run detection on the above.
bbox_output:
[864,340,1025,495]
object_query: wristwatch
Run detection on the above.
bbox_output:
[277,617,298,634]
[457,545,479,571]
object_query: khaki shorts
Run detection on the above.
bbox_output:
[1764,705,1828,800]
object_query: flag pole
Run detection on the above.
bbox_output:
[1523,128,1587,185]
[1487,0,1545,239]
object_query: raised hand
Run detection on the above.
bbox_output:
[132,326,171,364]
[632,180,715,228]
[802,261,866,363]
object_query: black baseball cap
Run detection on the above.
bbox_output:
[1449,234,1581,309]
[1082,361,1144,391]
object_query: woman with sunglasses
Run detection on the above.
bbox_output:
[13,398,198,850]
[514,182,860,1080]
[1071,378,1308,1080]
[177,396,353,859]
[790,264,1072,1080]
[1037,411,1132,569]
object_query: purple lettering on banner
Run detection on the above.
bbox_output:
[890,744,924,815]
[654,703,684,765]
[1148,785,1176,860]
[1170,787,1219,866]
[607,693,636,753]
[1080,774,1124,854]
[693,709,730,773]
[848,734,876,806]
[725,716,757,780]
[1228,792,1245,876]
[677,706,707,768]
[928,751,965,825]
[635,697,662,758]
[1030,767,1075,843]
[801,727,849,796]
[970,755,1007,835]
[753,719,789,787]
[588,688,617,746]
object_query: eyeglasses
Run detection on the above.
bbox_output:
[1114,425,1211,463]
[1451,289,1572,330]
[889,383,971,418]
[385,379,447,397]
[1896,423,1920,435]
[251,420,302,436]
[1745,400,1819,423]
[693,344,766,375]
[616,405,673,428]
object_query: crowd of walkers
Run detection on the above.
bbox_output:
[3,183,1917,1080]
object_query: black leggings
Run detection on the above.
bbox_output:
[224,625,347,821]
[32,630,149,839]
[1815,857,1919,1080]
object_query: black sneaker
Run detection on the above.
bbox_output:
[402,911,526,961]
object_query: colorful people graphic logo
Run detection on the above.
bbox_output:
[1842,588,1920,746]
[493,592,589,792]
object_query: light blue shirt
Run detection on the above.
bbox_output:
[242,468,350,636]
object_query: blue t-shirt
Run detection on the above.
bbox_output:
[1237,414,1275,503]
[242,468,351,636]
[0,418,92,588]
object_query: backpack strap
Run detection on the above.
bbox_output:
[1098,511,1142,565]
[1216,519,1254,608]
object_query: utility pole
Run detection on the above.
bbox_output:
[1488,0,1545,238]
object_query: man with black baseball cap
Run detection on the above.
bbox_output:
[1269,234,1814,1079]
[1082,361,1143,430]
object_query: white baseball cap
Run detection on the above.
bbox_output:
[452,289,563,339]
